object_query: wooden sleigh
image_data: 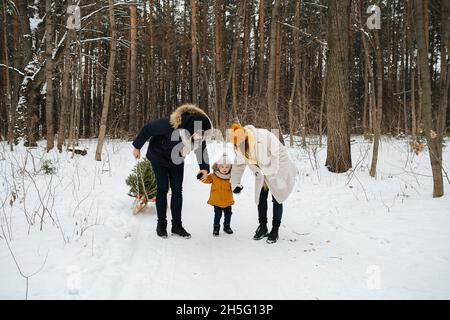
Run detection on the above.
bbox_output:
[132,195,156,215]
[132,192,172,215]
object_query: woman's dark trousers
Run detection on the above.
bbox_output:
[257,187,283,227]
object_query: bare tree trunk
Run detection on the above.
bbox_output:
[411,68,416,139]
[413,0,444,197]
[219,0,246,125]
[274,11,282,115]
[190,0,198,104]
[2,0,13,150]
[129,3,138,133]
[408,1,417,139]
[57,31,73,152]
[149,0,156,120]
[288,72,297,147]
[362,62,369,134]
[437,0,449,139]
[319,75,326,147]
[11,1,20,146]
[359,0,376,135]
[402,15,409,135]
[325,0,352,173]
[45,0,54,151]
[241,0,252,117]
[301,75,307,147]
[289,0,302,147]
[214,0,224,129]
[74,42,82,146]
[369,31,383,178]
[417,67,423,127]
[258,0,265,94]
[267,0,281,130]
[95,0,117,161]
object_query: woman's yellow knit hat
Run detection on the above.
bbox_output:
[230,123,247,146]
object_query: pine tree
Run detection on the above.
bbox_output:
[126,158,158,213]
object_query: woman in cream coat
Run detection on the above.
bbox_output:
[230,124,298,244]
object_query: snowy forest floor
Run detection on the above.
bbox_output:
[0,136,449,299]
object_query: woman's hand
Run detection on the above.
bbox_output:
[133,148,141,160]
[197,170,208,182]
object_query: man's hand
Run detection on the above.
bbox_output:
[133,148,141,160]
[233,185,244,194]
[197,170,208,182]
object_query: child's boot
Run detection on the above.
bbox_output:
[213,224,220,236]
[223,224,234,234]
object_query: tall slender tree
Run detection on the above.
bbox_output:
[413,0,444,197]
[191,0,198,104]
[258,0,266,94]
[325,0,352,173]
[369,30,383,178]
[95,0,117,161]
[267,0,281,130]
[45,0,54,151]
[2,0,13,150]
[129,2,138,133]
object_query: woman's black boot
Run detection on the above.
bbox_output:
[253,224,268,240]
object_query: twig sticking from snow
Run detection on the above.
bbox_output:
[380,193,397,213]
[0,224,48,300]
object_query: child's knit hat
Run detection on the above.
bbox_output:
[212,154,232,179]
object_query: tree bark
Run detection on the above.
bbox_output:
[57,28,74,152]
[45,0,54,151]
[437,0,449,139]
[241,0,252,116]
[267,0,281,130]
[289,0,302,147]
[369,31,383,178]
[213,0,224,129]
[411,68,416,139]
[219,0,246,126]
[2,0,13,150]
[95,0,117,161]
[324,0,352,173]
[258,0,265,95]
[413,0,444,197]
[190,0,198,105]
[129,3,138,133]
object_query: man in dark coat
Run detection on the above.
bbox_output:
[132,104,212,239]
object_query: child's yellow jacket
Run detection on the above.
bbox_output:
[203,173,235,208]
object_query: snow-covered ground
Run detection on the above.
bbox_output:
[0,136,449,299]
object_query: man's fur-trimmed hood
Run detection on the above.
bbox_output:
[169,104,212,129]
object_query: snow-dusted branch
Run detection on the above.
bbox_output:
[81,2,139,23]
[0,64,25,76]
[303,2,328,10]
[279,22,327,47]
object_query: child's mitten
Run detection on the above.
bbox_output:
[233,185,244,194]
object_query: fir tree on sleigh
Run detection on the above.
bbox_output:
[126,158,158,214]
